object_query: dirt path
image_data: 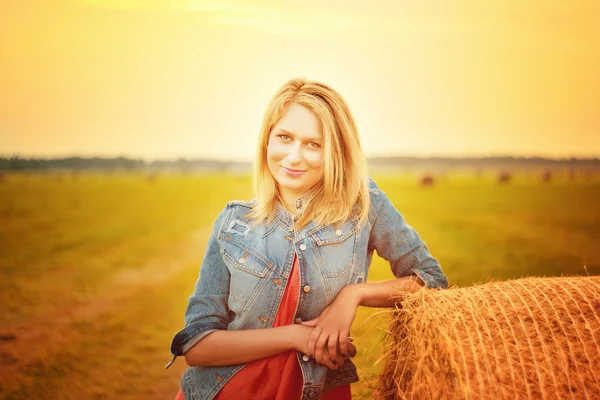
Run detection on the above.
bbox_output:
[0,229,210,399]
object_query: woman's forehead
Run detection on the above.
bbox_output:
[272,103,322,139]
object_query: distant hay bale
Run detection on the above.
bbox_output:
[540,169,552,183]
[420,175,435,187]
[147,172,158,182]
[375,276,600,400]
[497,171,511,184]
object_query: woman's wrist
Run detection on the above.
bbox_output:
[340,283,365,307]
[344,276,424,308]
[286,324,310,352]
[284,325,298,351]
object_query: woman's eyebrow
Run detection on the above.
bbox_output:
[277,128,322,142]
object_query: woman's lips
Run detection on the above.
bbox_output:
[282,166,306,177]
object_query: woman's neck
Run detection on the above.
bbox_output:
[279,188,310,216]
[279,193,301,215]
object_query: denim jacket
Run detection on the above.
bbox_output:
[166,178,448,400]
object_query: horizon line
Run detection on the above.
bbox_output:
[1,153,599,162]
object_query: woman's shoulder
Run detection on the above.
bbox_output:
[367,176,381,195]
[215,198,257,222]
[226,199,257,210]
[365,177,394,223]
[366,177,385,205]
[210,198,257,233]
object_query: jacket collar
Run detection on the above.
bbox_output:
[274,201,295,229]
[294,190,311,215]
[273,189,313,228]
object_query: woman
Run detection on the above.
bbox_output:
[166,78,449,400]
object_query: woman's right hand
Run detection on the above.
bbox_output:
[289,325,357,370]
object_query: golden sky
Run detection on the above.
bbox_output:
[1,0,599,160]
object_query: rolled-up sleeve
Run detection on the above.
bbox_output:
[368,180,448,289]
[166,205,232,368]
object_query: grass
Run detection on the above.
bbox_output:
[0,170,598,399]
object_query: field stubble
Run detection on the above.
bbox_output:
[0,171,598,399]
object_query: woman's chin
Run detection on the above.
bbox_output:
[276,176,309,192]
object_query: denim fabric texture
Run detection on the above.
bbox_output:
[167,178,449,400]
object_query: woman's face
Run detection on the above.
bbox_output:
[267,103,324,197]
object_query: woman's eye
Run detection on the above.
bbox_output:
[278,134,291,141]
[308,142,321,149]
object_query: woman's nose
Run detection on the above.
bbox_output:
[287,143,303,163]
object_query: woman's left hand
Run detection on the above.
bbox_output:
[301,285,361,367]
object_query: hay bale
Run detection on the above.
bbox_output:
[375,276,600,400]
[147,172,158,182]
[420,175,435,187]
[497,171,511,184]
[540,169,552,183]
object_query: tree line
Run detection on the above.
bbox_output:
[1,155,598,171]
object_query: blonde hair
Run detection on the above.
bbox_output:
[248,77,370,230]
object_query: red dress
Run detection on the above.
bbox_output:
[174,254,352,400]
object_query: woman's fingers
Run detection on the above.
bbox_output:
[338,331,349,358]
[321,343,336,369]
[327,333,339,363]
[310,337,356,370]
[307,326,321,356]
[348,341,357,358]
[314,331,329,365]
[304,305,331,328]
[300,318,319,327]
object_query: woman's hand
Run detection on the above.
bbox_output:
[289,325,356,370]
[300,285,362,367]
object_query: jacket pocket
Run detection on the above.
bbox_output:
[219,235,275,313]
[309,221,359,283]
[311,219,360,246]
[220,235,274,278]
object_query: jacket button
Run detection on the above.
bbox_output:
[302,354,310,362]
[303,285,311,293]
[299,244,307,251]
[238,257,246,264]
[335,229,342,236]
[295,317,302,324]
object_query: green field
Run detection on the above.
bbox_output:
[1,171,598,399]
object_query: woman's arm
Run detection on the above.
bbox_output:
[185,324,356,369]
[303,179,448,364]
[349,275,425,308]
[185,325,296,367]
[167,206,233,368]
[366,181,449,289]
[302,276,423,363]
